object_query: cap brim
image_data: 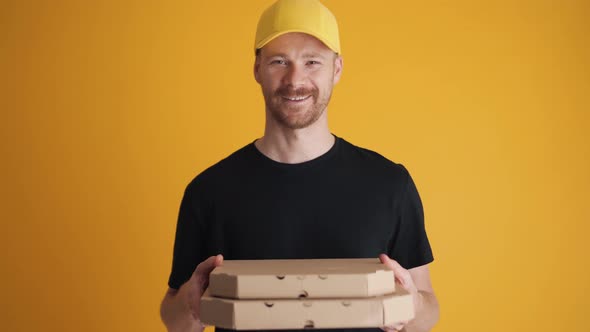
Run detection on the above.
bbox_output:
[255,29,340,55]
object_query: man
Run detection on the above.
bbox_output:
[160,1,439,332]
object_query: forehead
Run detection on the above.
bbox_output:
[260,32,333,57]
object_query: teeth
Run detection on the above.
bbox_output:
[284,96,309,101]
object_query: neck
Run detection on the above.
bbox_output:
[255,110,335,164]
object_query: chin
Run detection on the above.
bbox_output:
[276,110,324,129]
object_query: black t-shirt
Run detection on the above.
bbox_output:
[167,135,434,331]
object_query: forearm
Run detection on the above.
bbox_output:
[160,289,203,332]
[404,291,439,332]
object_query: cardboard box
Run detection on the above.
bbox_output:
[208,258,396,299]
[200,289,414,330]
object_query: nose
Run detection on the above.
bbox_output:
[282,63,306,88]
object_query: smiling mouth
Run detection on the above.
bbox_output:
[281,95,311,102]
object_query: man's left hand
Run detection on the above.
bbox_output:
[378,254,422,332]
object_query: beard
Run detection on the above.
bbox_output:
[264,85,332,130]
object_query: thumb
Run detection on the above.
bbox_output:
[379,253,403,271]
[194,254,224,281]
[379,254,409,287]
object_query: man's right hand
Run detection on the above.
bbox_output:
[161,254,224,332]
[188,255,224,322]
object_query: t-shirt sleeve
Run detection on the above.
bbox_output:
[388,166,434,269]
[167,182,207,290]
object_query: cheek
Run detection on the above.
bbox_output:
[260,80,280,98]
[260,73,281,89]
[311,70,333,86]
[312,77,332,92]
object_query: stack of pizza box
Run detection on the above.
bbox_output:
[200,258,414,330]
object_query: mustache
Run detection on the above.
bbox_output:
[275,86,317,97]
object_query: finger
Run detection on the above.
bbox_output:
[379,254,411,288]
[193,254,224,295]
[385,322,405,329]
[382,321,407,332]
[379,253,403,270]
[195,254,223,278]
[379,254,405,276]
[380,328,398,332]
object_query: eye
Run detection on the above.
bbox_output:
[307,60,321,65]
[271,59,287,65]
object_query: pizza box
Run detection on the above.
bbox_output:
[200,289,414,330]
[208,258,396,299]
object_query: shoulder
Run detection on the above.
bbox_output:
[336,137,412,181]
[185,142,256,194]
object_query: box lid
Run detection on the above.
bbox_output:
[200,289,414,330]
[208,258,396,299]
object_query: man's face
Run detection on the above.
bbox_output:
[254,32,343,130]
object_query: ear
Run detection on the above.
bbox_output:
[254,55,261,84]
[332,55,343,84]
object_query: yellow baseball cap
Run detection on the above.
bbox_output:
[254,0,341,55]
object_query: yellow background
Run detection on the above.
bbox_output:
[1,0,588,331]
